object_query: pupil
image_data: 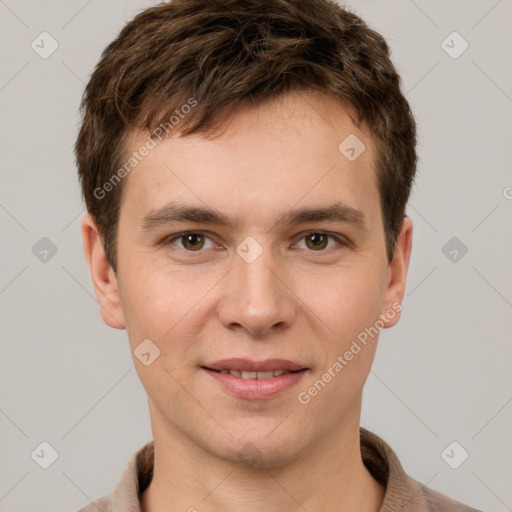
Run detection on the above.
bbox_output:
[309,233,326,249]
[185,234,203,249]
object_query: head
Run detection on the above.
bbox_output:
[77,0,416,466]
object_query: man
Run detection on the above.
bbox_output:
[75,0,480,510]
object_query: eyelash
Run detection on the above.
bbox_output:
[165,230,348,254]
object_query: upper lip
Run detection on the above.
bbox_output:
[203,358,307,372]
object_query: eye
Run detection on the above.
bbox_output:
[294,231,345,252]
[167,231,216,251]
[165,230,346,253]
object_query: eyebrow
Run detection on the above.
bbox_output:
[140,201,367,232]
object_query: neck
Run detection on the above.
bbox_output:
[141,406,384,512]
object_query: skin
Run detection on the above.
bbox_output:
[82,91,413,512]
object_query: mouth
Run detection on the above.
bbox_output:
[201,358,308,399]
[202,357,308,378]
[204,368,302,379]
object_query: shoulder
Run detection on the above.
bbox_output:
[74,440,153,512]
[360,428,481,512]
[76,495,110,512]
[412,477,482,511]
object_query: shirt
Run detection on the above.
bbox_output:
[77,428,481,512]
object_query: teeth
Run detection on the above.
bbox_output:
[220,369,291,379]
[254,371,273,379]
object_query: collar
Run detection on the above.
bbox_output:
[82,428,479,512]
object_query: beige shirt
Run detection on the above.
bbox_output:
[78,428,480,512]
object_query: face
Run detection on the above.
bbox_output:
[83,92,412,467]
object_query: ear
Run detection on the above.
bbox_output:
[81,213,126,329]
[381,216,413,328]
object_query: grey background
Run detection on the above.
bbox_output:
[1,0,511,510]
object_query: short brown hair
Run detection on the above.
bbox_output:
[75,0,417,272]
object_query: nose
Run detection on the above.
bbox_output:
[217,242,297,337]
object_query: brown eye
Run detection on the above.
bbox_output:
[181,233,205,250]
[305,233,329,250]
[166,231,216,252]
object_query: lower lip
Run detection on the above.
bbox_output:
[203,368,307,399]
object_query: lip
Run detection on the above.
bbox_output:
[203,358,306,372]
[203,368,307,399]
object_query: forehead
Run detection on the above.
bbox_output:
[119,92,381,229]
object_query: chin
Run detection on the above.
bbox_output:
[212,427,306,468]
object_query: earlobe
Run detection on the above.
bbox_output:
[382,217,413,329]
[81,214,126,330]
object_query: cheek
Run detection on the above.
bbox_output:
[304,265,387,350]
[301,270,386,406]
[117,259,225,396]
[118,256,204,339]
[117,264,206,408]
[295,273,386,416]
